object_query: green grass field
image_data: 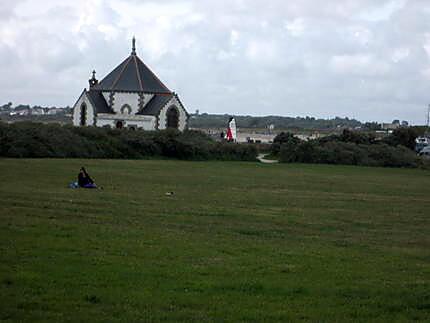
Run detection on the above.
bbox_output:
[1,159,429,322]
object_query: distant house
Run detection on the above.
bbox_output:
[72,38,188,131]
[13,105,31,116]
[381,123,400,131]
[32,108,45,115]
[46,108,63,115]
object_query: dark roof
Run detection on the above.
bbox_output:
[87,90,113,114]
[94,54,171,93]
[137,94,173,116]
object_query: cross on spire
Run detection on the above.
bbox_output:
[89,69,98,88]
[132,36,136,55]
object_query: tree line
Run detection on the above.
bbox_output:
[189,113,409,131]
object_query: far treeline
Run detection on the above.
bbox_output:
[271,127,430,169]
[189,113,405,130]
[2,102,408,131]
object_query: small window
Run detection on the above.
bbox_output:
[121,104,132,115]
[80,103,87,126]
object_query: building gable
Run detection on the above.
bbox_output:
[157,95,188,131]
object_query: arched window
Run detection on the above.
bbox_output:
[116,120,124,129]
[121,104,132,115]
[166,106,179,129]
[80,103,87,126]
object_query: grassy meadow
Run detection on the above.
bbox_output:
[0,159,429,321]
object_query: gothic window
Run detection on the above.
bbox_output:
[166,106,179,129]
[80,103,87,126]
[121,104,132,115]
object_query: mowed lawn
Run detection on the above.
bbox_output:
[0,159,429,322]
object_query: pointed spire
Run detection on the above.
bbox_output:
[131,36,136,55]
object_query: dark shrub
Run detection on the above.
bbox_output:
[383,127,427,150]
[272,132,300,155]
[277,132,421,168]
[339,129,375,145]
[0,122,257,161]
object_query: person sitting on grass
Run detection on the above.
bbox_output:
[78,167,98,189]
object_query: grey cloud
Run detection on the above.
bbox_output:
[0,0,429,123]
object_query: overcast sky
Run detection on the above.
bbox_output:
[1,0,430,124]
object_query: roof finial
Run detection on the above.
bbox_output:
[89,70,98,88]
[132,36,136,55]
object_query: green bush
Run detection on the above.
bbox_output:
[0,122,257,161]
[277,132,422,168]
[271,132,300,156]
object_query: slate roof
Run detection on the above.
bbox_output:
[86,91,175,116]
[81,41,183,117]
[94,53,172,93]
[86,90,113,114]
[137,94,174,116]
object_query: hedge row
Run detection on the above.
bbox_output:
[273,130,426,168]
[0,122,257,161]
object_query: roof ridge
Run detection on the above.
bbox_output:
[133,55,144,91]
[135,55,171,93]
[110,55,133,91]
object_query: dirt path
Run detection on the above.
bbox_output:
[257,154,279,164]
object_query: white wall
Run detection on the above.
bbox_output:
[158,96,188,131]
[102,92,154,114]
[72,91,95,126]
[72,90,187,131]
[96,114,157,130]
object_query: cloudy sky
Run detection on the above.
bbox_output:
[1,0,430,124]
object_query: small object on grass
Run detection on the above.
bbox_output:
[165,191,174,196]
[85,294,101,304]
[68,182,79,189]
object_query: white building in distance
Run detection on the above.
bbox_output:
[72,38,188,131]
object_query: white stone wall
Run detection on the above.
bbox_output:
[97,113,157,130]
[72,91,95,126]
[102,91,154,114]
[96,118,115,128]
[158,96,188,131]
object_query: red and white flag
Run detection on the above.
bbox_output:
[226,117,237,141]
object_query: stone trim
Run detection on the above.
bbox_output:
[138,93,145,111]
[108,91,115,107]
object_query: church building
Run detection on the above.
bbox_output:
[72,38,188,130]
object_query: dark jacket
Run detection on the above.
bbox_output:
[78,170,93,187]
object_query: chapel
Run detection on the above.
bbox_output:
[72,38,188,130]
